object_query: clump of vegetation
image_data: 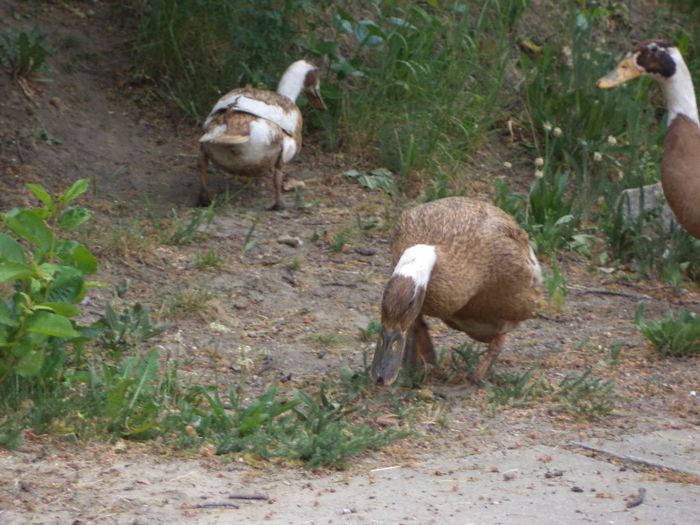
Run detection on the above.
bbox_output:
[636,305,700,357]
[486,367,550,408]
[552,370,616,421]
[0,181,405,468]
[0,27,54,77]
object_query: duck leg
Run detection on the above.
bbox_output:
[198,150,213,207]
[472,334,506,384]
[267,165,285,211]
[404,315,436,369]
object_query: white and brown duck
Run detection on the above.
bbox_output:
[597,40,700,239]
[198,60,326,209]
[371,197,543,386]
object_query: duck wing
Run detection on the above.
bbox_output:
[203,88,300,135]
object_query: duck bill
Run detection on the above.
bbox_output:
[307,87,327,111]
[371,327,406,386]
[597,56,641,89]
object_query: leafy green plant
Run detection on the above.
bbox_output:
[0,27,54,77]
[273,386,407,470]
[0,179,96,384]
[635,305,700,357]
[343,168,398,195]
[97,303,165,354]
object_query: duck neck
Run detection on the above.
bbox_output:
[393,245,437,290]
[276,62,309,102]
[661,49,699,127]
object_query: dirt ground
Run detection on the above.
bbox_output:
[0,1,698,524]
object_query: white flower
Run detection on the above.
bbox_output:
[553,127,562,137]
[534,157,544,167]
[534,169,544,179]
[503,161,512,169]
[607,135,617,146]
[593,152,603,162]
[543,121,552,132]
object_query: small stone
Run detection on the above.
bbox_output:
[277,235,303,248]
[354,246,377,256]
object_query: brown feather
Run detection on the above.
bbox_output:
[662,115,700,238]
[391,197,540,341]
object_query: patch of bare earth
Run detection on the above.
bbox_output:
[0,1,698,524]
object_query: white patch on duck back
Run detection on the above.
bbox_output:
[392,244,437,289]
[199,124,227,143]
[204,95,298,135]
[528,244,543,286]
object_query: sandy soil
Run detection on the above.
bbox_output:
[0,1,698,523]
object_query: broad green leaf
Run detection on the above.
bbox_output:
[47,266,85,303]
[68,245,98,274]
[59,207,91,230]
[0,261,35,283]
[26,311,79,338]
[0,232,27,263]
[15,350,45,377]
[0,300,17,326]
[26,183,54,211]
[58,178,89,205]
[38,302,81,317]
[2,208,53,252]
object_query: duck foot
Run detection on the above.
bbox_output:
[282,178,306,192]
[197,189,213,207]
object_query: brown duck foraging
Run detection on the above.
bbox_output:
[371,197,543,386]
[198,60,326,209]
[597,40,700,239]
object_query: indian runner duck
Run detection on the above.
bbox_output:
[198,60,326,209]
[597,39,700,239]
[371,197,543,386]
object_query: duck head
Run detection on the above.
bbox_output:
[277,60,327,110]
[597,39,678,88]
[371,244,436,386]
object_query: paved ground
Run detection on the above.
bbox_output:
[3,428,698,524]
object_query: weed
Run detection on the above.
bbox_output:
[635,305,700,357]
[360,320,381,342]
[96,303,165,354]
[487,367,550,408]
[195,250,224,270]
[344,168,398,195]
[243,217,259,254]
[544,256,568,309]
[330,228,352,253]
[160,287,214,319]
[553,370,616,420]
[447,343,484,379]
[285,254,304,271]
[0,27,54,77]
[311,331,353,348]
[148,206,214,245]
[606,341,624,368]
